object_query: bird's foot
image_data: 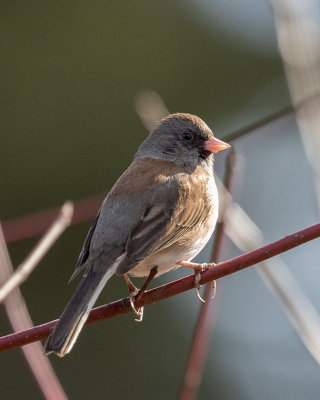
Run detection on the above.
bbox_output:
[178,261,216,303]
[124,266,158,322]
[124,274,144,322]
[129,292,144,322]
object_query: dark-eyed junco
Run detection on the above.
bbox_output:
[45,113,230,357]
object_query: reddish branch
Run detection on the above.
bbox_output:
[0,221,319,352]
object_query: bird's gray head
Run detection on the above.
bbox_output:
[136,113,229,169]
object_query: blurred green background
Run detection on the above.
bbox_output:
[4,1,318,399]
[1,0,289,223]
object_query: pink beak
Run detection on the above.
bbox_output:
[204,137,230,153]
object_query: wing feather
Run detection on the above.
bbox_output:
[117,193,208,274]
[69,211,101,282]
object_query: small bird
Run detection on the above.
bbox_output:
[45,113,230,357]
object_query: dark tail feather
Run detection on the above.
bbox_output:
[45,263,117,357]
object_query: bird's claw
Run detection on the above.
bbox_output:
[124,267,158,323]
[211,279,216,300]
[128,290,144,322]
[178,261,216,303]
[194,264,208,303]
[192,266,203,302]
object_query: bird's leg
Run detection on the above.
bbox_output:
[178,260,216,303]
[124,266,158,322]
[135,266,158,302]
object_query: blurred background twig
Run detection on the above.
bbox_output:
[270,0,320,209]
[0,226,68,400]
[0,202,73,303]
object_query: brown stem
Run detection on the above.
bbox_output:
[0,227,68,399]
[0,221,319,352]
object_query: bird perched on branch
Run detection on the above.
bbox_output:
[45,113,230,357]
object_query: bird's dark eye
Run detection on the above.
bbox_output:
[181,132,193,141]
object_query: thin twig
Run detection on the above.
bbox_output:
[3,194,102,244]
[223,91,320,143]
[179,149,239,400]
[0,202,73,304]
[0,221,319,353]
[222,105,293,142]
[0,227,68,400]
